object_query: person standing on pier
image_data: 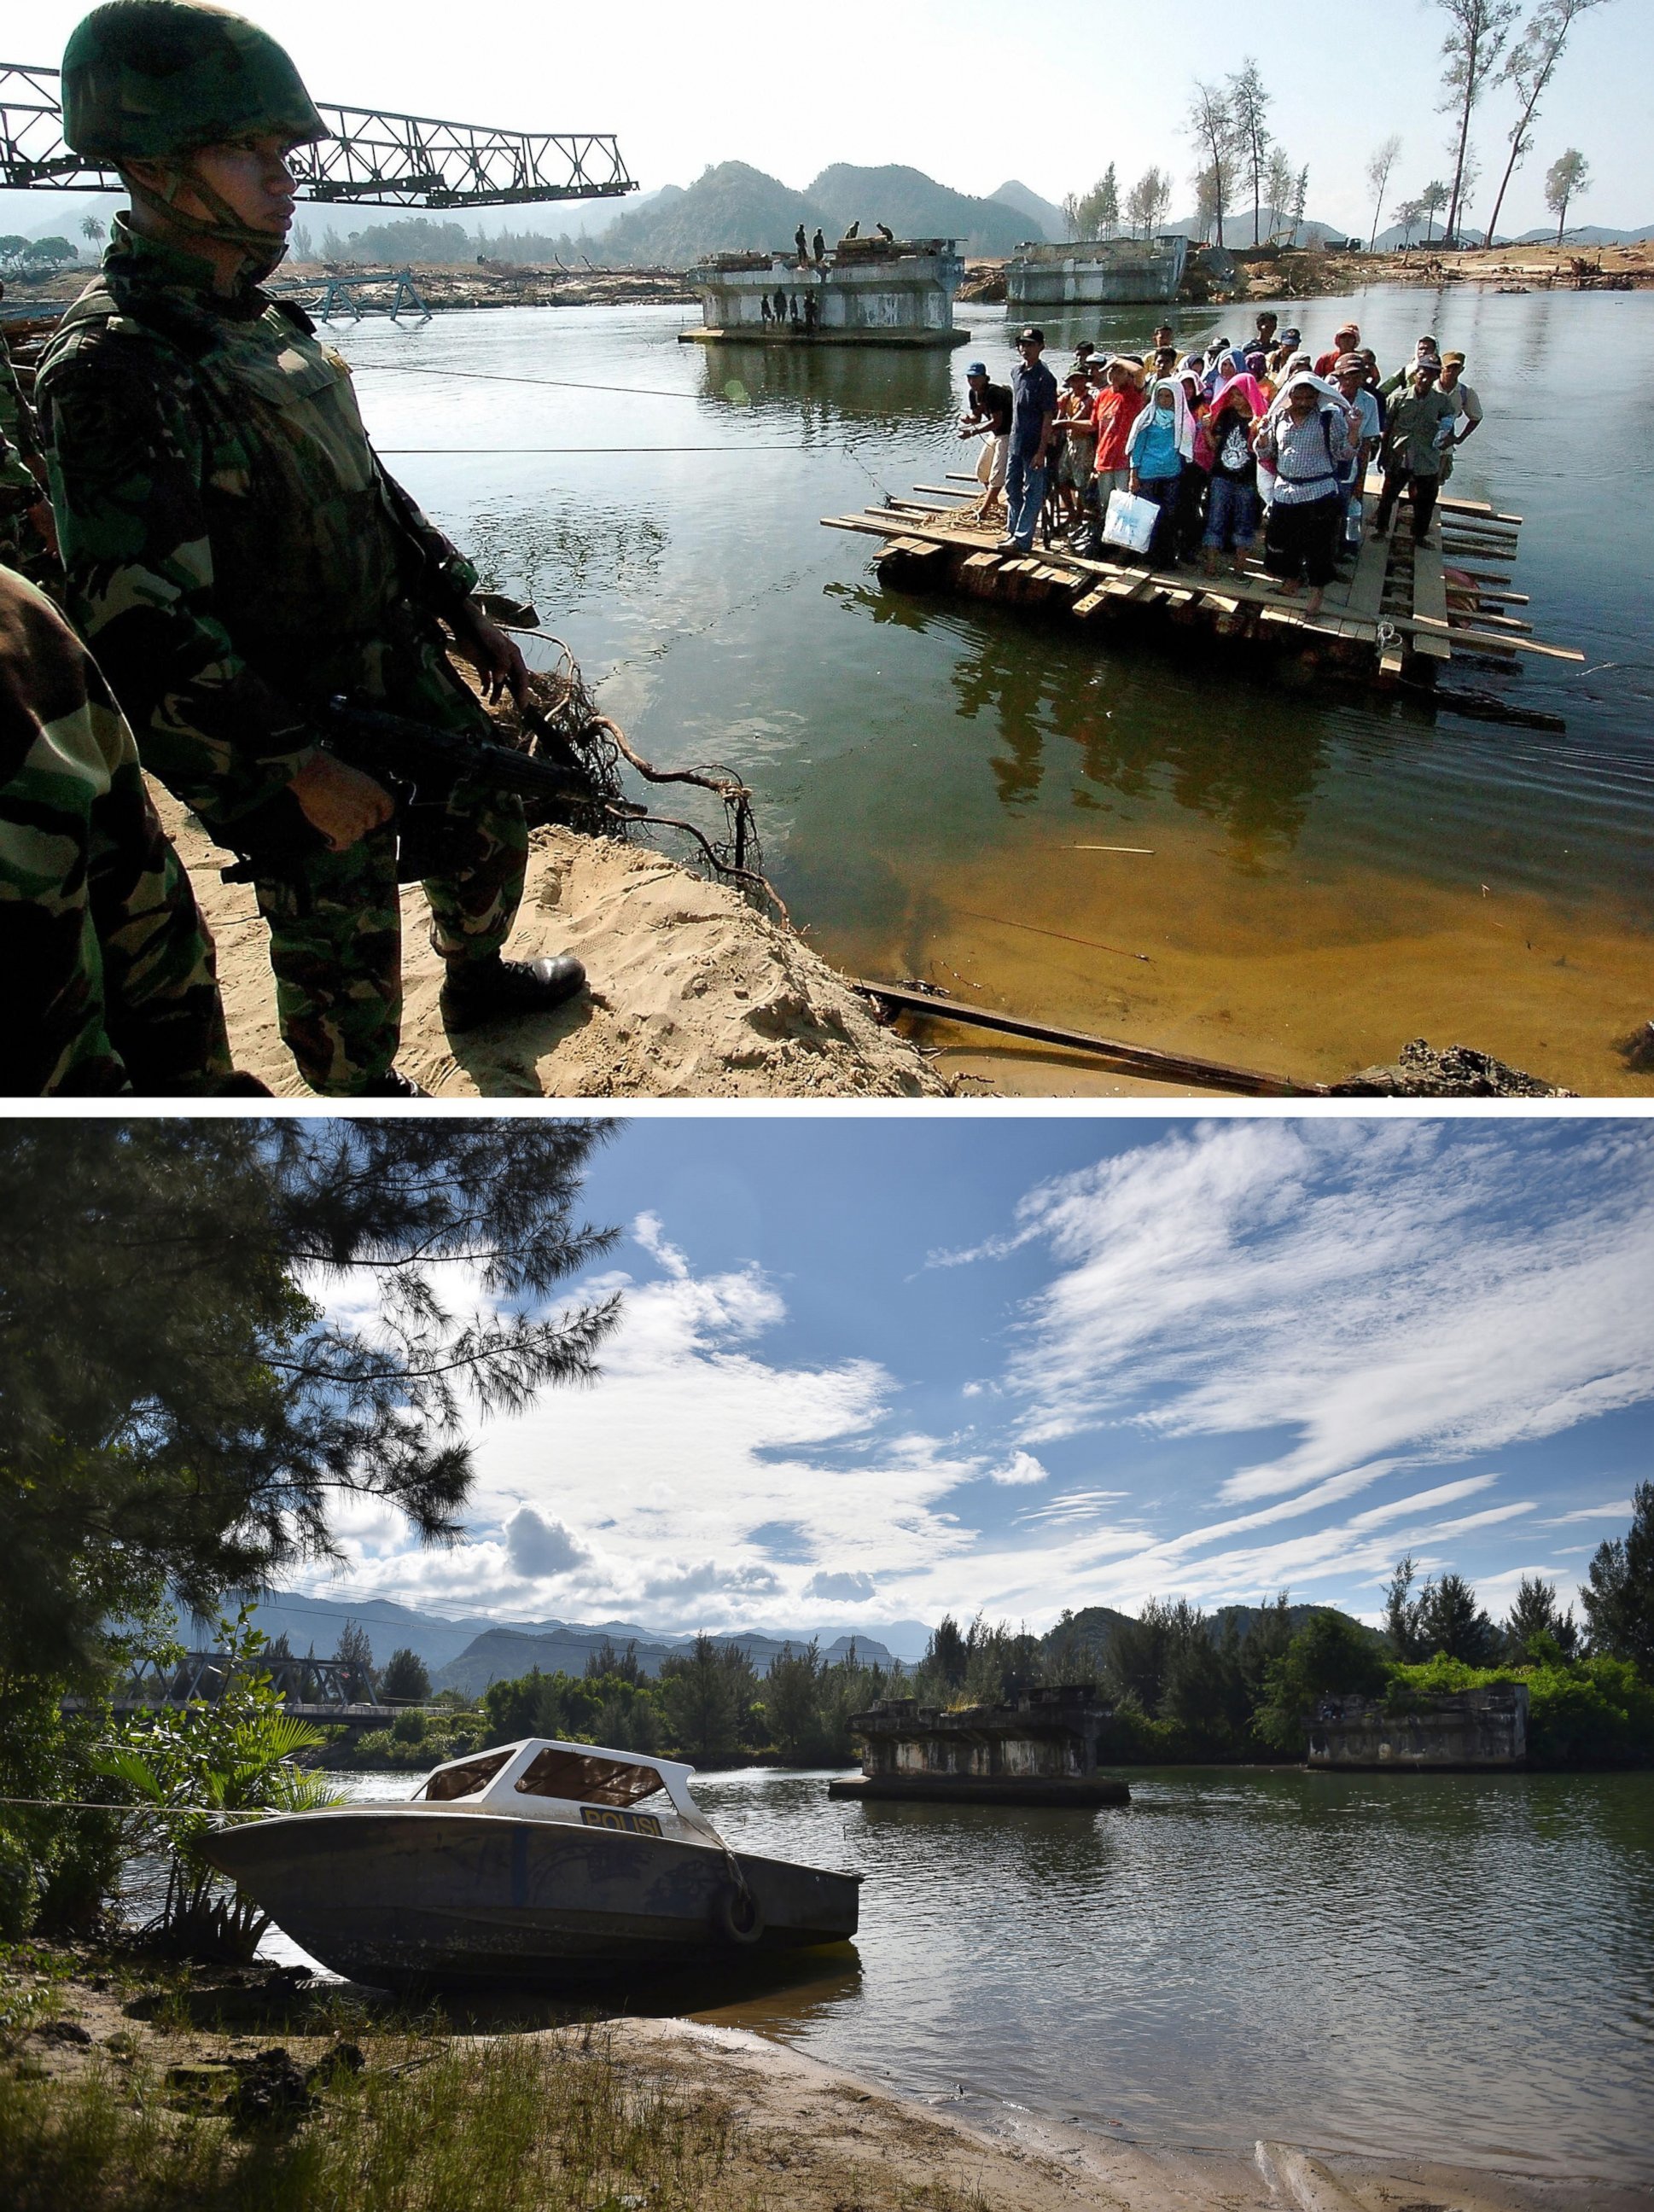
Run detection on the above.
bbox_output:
[1374,360,1458,543]
[999,329,1057,556]
[1437,352,1482,481]
[961,363,1012,520]
[1254,373,1358,615]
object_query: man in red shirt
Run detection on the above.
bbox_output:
[1090,359,1146,510]
[1314,323,1360,377]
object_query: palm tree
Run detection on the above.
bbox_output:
[79,214,105,247]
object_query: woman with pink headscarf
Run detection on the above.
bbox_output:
[1201,372,1268,579]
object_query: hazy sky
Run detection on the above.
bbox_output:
[11,0,1649,241]
[304,1118,1650,1644]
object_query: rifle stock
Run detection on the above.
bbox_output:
[220,696,627,883]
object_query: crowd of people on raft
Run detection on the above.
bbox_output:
[958,310,1484,616]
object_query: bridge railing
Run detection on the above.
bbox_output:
[0,65,636,209]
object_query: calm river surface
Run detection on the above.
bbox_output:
[329,287,1654,1096]
[288,1766,1654,2180]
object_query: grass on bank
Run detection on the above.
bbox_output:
[0,1988,993,2212]
[1,2026,748,2212]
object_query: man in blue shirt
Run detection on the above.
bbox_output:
[999,328,1058,555]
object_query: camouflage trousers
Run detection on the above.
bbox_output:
[251,776,527,1096]
[0,565,230,1094]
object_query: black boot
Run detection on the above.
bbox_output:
[357,1069,428,1098]
[440,953,586,1034]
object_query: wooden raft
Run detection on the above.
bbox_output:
[821,471,1581,684]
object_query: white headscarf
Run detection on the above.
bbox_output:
[1265,370,1344,428]
[1126,377,1196,463]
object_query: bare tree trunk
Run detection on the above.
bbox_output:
[1445,65,1476,243]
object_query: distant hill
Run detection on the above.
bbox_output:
[435,1623,896,1697]
[993,179,1068,243]
[598,160,833,267]
[807,164,1031,255]
[236,1590,907,1689]
[1054,1601,1382,1662]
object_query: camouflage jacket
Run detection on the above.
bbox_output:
[0,325,43,471]
[36,219,480,834]
[0,561,227,1093]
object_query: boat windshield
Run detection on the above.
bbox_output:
[514,1749,667,1808]
[421,1749,515,1802]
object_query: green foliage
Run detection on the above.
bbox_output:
[380,1647,432,1703]
[1385,1556,1498,1662]
[1505,1574,1579,1664]
[481,1667,665,1757]
[1388,1653,1654,1768]
[657,1637,760,1764]
[91,1611,339,1961]
[1255,1611,1393,1751]
[762,1642,826,1761]
[0,1122,619,1684]
[1582,1481,1654,1674]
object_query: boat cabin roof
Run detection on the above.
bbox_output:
[410,1738,712,1834]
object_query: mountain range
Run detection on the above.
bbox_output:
[234,1589,924,1691]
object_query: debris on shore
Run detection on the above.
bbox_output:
[1329,1038,1575,1097]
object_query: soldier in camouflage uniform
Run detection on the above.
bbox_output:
[0,285,60,585]
[37,0,585,1097]
[0,545,234,1093]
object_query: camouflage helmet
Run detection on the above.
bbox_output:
[61,1,328,163]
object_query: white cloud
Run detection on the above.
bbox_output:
[1540,1500,1634,1525]
[632,1209,690,1279]
[988,1451,1050,1487]
[993,1124,1654,1509]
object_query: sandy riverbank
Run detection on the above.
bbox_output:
[160,792,951,1099]
[7,1953,1645,2212]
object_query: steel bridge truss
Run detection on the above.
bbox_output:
[1,63,636,209]
[122,1650,376,1710]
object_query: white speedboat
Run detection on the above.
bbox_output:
[200,1737,860,1989]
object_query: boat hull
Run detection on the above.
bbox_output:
[200,1810,859,1988]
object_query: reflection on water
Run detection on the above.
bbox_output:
[267,1766,1654,2179]
[333,290,1654,1093]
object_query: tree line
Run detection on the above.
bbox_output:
[457,1488,1654,1778]
[1063,5,1610,257]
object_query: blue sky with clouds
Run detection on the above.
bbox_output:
[315,1118,1650,1646]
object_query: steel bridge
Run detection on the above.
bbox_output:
[90,1650,402,1726]
[1,62,636,209]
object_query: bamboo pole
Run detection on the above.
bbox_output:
[853,981,1329,1097]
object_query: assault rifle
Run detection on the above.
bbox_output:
[222,696,636,884]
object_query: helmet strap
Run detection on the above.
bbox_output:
[125,160,290,289]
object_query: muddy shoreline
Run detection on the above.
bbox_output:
[6,1948,1647,2212]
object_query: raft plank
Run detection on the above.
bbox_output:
[1073,589,1111,619]
[1412,542,1453,662]
[821,509,1581,659]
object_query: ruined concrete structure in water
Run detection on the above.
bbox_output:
[682,237,969,348]
[1307,1684,1529,1770]
[1007,236,1191,310]
[829,1686,1131,1806]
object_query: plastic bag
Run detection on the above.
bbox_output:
[1103,488,1160,555]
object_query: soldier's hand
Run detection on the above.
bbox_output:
[450,600,530,709]
[289,751,395,852]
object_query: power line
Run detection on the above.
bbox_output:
[376,445,803,456]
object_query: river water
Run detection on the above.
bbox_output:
[328,286,1654,1097]
[283,1765,1654,2180]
